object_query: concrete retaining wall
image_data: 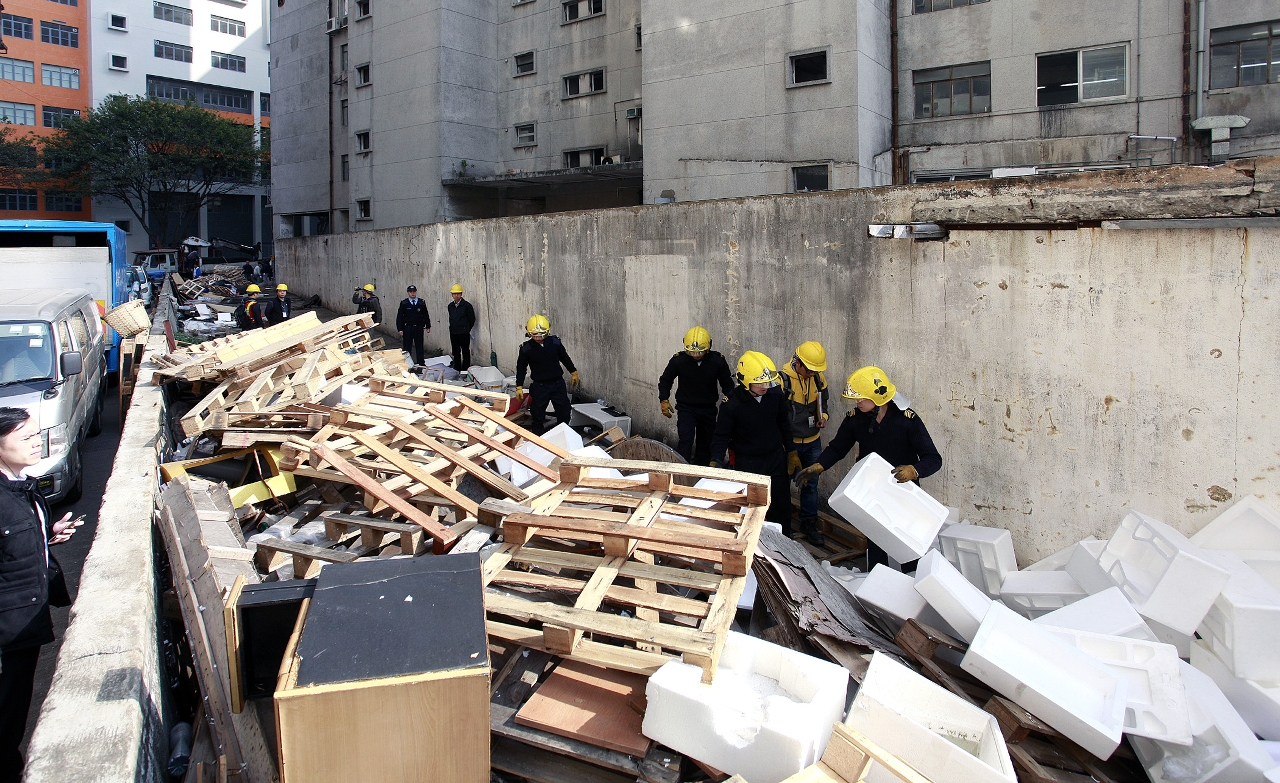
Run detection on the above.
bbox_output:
[278,160,1280,562]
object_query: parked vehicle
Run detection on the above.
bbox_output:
[126,265,154,306]
[136,249,183,282]
[0,289,107,503]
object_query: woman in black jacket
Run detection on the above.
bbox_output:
[0,408,81,783]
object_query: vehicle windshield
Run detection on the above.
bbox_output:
[0,322,54,386]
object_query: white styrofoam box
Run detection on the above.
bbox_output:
[1265,741,1280,766]
[1268,767,1280,783]
[1064,539,1114,595]
[1041,625,1192,745]
[827,452,949,564]
[961,603,1129,760]
[1130,661,1276,783]
[468,364,505,387]
[542,422,585,453]
[1097,511,1232,636]
[1237,552,1280,593]
[1033,587,1160,642]
[1192,495,1280,552]
[1197,550,1280,682]
[844,653,1017,783]
[496,423,584,487]
[1148,619,1194,660]
[915,549,993,643]
[569,403,632,438]
[824,563,868,602]
[1191,639,1280,742]
[856,565,935,637]
[999,571,1087,619]
[939,524,1018,599]
[641,631,848,783]
[1024,537,1100,572]
[570,446,626,479]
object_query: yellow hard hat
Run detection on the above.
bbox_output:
[683,326,711,353]
[525,314,550,336]
[736,351,780,389]
[843,366,896,406]
[276,283,288,291]
[794,341,827,372]
[245,284,261,293]
[450,284,463,294]
[363,283,375,292]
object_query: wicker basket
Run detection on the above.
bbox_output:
[104,299,152,338]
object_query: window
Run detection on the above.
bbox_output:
[260,93,270,115]
[356,199,371,219]
[110,54,128,70]
[788,48,830,86]
[153,2,192,25]
[0,58,36,84]
[563,69,605,97]
[46,192,83,212]
[341,154,349,180]
[0,190,38,210]
[340,44,348,71]
[49,0,79,7]
[115,220,131,233]
[155,40,193,62]
[109,14,127,29]
[793,165,830,192]
[914,0,988,13]
[211,15,246,36]
[69,311,89,349]
[514,51,535,76]
[147,76,195,102]
[1037,45,1126,106]
[340,99,348,125]
[562,0,602,23]
[41,64,80,89]
[212,52,247,72]
[203,87,252,112]
[564,147,604,168]
[914,61,991,117]
[355,131,370,152]
[355,63,371,85]
[43,106,80,128]
[2,14,34,40]
[355,0,369,17]
[0,102,37,126]
[41,22,79,47]
[1210,21,1279,89]
[635,24,641,49]
[514,123,535,146]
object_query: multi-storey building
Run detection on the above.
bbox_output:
[0,0,92,218]
[271,0,1280,235]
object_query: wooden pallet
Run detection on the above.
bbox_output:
[481,456,770,683]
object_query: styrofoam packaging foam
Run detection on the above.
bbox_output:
[827,452,948,563]
[844,653,1017,783]
[999,570,1087,619]
[856,565,929,636]
[1064,539,1114,595]
[915,549,992,643]
[1148,619,1194,660]
[961,603,1129,760]
[1268,766,1280,783]
[824,562,867,602]
[1098,511,1232,636]
[1192,495,1280,552]
[1033,587,1160,642]
[1041,625,1192,745]
[1191,639,1280,742]
[1130,661,1277,783]
[1197,550,1280,682]
[939,524,1018,598]
[1024,537,1101,572]
[641,631,848,783]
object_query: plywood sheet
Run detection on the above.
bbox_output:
[514,660,650,756]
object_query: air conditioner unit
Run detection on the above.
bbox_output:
[325,15,348,33]
[602,155,626,165]
[625,107,642,119]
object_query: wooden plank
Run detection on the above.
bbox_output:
[424,403,560,481]
[453,396,573,458]
[386,418,527,500]
[484,592,716,657]
[348,430,480,515]
[485,620,670,677]
[514,660,650,756]
[828,723,935,783]
[224,575,247,715]
[508,548,723,591]
[490,736,636,783]
[488,571,711,619]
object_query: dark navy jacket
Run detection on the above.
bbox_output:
[397,298,431,331]
[516,336,576,385]
[0,475,55,652]
[817,404,943,478]
[657,351,734,410]
[448,299,476,335]
[709,385,794,472]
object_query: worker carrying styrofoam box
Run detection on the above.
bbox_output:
[914,549,993,643]
[827,452,948,564]
[1097,511,1231,636]
[1191,639,1280,742]
[1000,570,1086,619]
[1032,587,1159,642]
[1197,550,1280,682]
[845,653,1016,783]
[939,524,1017,599]
[641,631,848,783]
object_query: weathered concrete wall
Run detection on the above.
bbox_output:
[278,159,1280,562]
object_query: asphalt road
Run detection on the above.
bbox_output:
[20,388,123,755]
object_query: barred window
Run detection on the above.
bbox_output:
[2,14,34,40]
[43,106,80,128]
[211,52,246,72]
[153,2,192,25]
[41,64,80,89]
[155,40,194,62]
[0,57,36,83]
[0,189,39,211]
[41,21,79,47]
[0,101,37,126]
[45,192,84,212]
[211,15,245,36]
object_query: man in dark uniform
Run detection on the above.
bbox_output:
[447,284,476,370]
[262,283,292,326]
[233,284,265,329]
[657,326,734,466]
[515,314,579,434]
[352,283,383,324]
[709,351,798,532]
[795,365,942,568]
[396,284,430,365]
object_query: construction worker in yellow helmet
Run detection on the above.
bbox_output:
[262,282,292,326]
[234,285,265,329]
[795,365,942,568]
[657,326,734,465]
[515,315,580,434]
[780,341,830,545]
[709,351,799,533]
[351,282,383,324]
[447,283,476,370]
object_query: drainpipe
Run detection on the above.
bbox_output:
[889,0,901,184]
[1182,0,1192,163]
[1196,0,1207,120]
[1134,0,1142,135]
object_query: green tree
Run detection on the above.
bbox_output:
[42,94,266,247]
[0,126,40,188]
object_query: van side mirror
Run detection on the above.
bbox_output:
[60,351,83,377]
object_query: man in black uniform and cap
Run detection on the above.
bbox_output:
[657,325,734,466]
[396,284,430,365]
[515,314,579,434]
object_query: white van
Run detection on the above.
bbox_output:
[0,289,107,503]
